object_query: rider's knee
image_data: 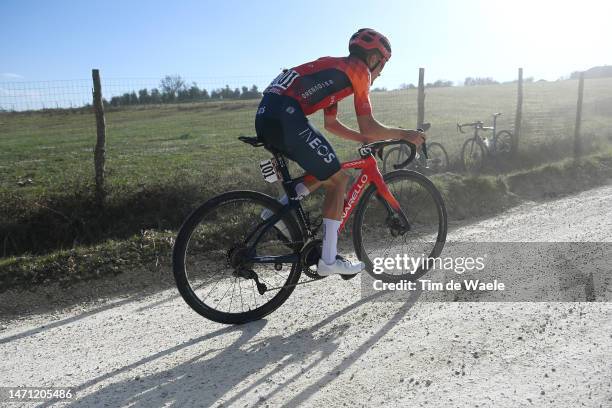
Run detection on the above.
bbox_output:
[323,169,349,187]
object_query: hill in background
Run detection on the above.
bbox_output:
[571,65,612,79]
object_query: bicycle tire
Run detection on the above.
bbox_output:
[352,170,447,283]
[172,190,303,325]
[382,145,411,173]
[493,130,513,155]
[461,138,485,173]
[424,142,449,173]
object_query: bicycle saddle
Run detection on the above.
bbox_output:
[238,136,264,147]
[238,136,284,155]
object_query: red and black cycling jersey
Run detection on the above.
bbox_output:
[263,56,372,117]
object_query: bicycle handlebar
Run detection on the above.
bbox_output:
[457,121,484,133]
[360,122,429,170]
[362,139,417,170]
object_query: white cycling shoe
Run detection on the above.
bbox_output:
[317,257,365,276]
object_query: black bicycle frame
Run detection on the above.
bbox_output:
[243,152,312,265]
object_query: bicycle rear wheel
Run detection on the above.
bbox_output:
[493,130,513,155]
[172,191,303,324]
[353,170,447,282]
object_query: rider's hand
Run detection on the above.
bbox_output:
[404,130,426,147]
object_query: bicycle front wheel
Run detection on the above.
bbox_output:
[353,170,447,282]
[461,138,485,173]
[382,145,412,173]
[172,190,303,325]
[424,142,449,173]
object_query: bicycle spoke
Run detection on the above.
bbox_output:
[355,171,445,281]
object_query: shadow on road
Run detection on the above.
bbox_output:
[0,297,135,345]
[52,290,420,407]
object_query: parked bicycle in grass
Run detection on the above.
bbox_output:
[172,136,447,324]
[382,123,450,174]
[459,113,513,173]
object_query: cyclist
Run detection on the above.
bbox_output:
[255,28,426,276]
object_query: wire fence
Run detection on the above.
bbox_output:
[1,71,611,197]
[0,76,275,112]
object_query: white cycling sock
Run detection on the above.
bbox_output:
[277,182,310,203]
[321,218,341,265]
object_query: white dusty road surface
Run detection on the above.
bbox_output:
[1,186,612,407]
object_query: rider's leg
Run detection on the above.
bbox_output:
[315,169,364,275]
[274,177,321,205]
[320,169,349,265]
[256,100,362,275]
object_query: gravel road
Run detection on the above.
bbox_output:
[1,185,611,407]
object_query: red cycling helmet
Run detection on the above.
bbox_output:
[349,28,392,62]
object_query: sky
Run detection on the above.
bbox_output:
[1,0,611,91]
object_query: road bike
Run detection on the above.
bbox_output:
[382,123,449,174]
[459,113,513,173]
[172,136,447,324]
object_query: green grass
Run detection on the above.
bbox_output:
[0,78,611,257]
[2,78,611,199]
[4,150,612,294]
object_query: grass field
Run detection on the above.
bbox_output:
[0,78,611,257]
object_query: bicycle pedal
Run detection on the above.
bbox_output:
[340,273,358,281]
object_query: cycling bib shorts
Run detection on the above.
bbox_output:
[255,93,340,181]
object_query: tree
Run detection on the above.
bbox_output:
[138,89,150,104]
[221,85,233,99]
[188,83,202,100]
[249,85,260,98]
[177,88,190,102]
[426,80,453,88]
[399,83,416,90]
[160,75,187,99]
[240,85,261,99]
[240,86,249,99]
[464,77,499,86]
[150,88,162,104]
[120,93,131,105]
[129,91,138,105]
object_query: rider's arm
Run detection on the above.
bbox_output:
[324,105,425,146]
[357,114,425,146]
[351,64,425,146]
[323,104,366,143]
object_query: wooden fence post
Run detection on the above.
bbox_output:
[417,68,425,128]
[513,67,523,155]
[92,69,106,205]
[574,72,585,158]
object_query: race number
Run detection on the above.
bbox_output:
[260,158,279,183]
[269,69,299,90]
